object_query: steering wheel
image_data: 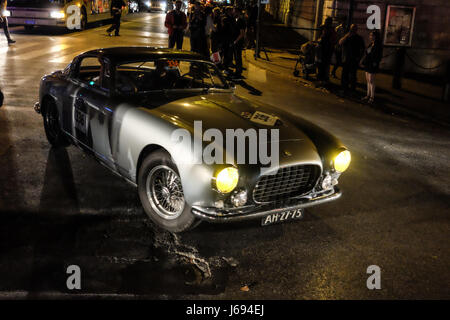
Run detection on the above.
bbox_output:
[173,73,194,89]
[117,73,138,93]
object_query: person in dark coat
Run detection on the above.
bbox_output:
[331,17,346,78]
[316,17,336,84]
[189,2,206,55]
[165,0,188,50]
[339,24,365,93]
[360,30,383,103]
[231,7,246,80]
[107,0,126,36]
[221,6,235,74]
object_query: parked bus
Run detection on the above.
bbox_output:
[5,0,128,31]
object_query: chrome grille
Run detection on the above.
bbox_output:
[253,165,320,203]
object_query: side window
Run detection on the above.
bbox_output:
[77,57,106,90]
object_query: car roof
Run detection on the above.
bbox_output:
[81,47,208,63]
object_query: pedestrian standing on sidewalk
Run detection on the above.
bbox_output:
[360,30,383,104]
[331,17,346,78]
[106,0,126,36]
[316,17,336,84]
[231,7,246,80]
[210,7,222,53]
[221,6,235,75]
[204,6,214,57]
[339,24,365,95]
[246,1,257,49]
[165,0,187,50]
[188,2,206,55]
[0,0,15,44]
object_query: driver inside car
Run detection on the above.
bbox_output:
[149,60,177,90]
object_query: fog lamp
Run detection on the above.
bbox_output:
[214,200,224,209]
[322,175,333,190]
[231,190,247,207]
[333,150,351,173]
[215,167,239,193]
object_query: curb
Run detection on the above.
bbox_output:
[243,50,450,128]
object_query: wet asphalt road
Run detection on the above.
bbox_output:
[0,13,449,299]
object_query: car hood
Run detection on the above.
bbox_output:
[140,92,323,167]
[145,92,309,141]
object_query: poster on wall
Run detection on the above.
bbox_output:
[383,5,416,46]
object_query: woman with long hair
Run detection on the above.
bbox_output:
[361,30,382,104]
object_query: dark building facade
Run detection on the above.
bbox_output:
[266,0,450,77]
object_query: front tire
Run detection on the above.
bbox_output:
[138,150,198,232]
[42,98,70,147]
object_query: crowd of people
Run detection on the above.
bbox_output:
[314,17,383,103]
[165,0,258,81]
[164,2,383,101]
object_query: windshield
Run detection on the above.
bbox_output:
[7,0,65,8]
[115,59,230,94]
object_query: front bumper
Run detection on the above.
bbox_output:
[191,187,341,222]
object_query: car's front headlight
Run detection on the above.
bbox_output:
[214,167,239,193]
[333,149,351,173]
[2,10,11,17]
[50,11,65,19]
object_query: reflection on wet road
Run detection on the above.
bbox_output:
[0,12,449,299]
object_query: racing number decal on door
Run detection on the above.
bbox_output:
[75,108,88,134]
[74,98,88,134]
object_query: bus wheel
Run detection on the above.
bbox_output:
[80,7,88,30]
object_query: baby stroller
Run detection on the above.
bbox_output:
[293,41,317,79]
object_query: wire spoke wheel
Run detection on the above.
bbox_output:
[146,165,185,220]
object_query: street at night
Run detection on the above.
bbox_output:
[0,9,449,303]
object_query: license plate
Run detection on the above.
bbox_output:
[25,19,35,25]
[261,208,304,226]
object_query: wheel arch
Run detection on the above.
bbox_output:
[136,144,171,181]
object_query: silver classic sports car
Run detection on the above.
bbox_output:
[34,47,351,232]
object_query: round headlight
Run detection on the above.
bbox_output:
[334,150,351,173]
[215,167,239,193]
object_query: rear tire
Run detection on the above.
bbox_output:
[138,150,198,232]
[42,98,70,148]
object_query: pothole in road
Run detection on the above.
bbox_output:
[87,219,239,296]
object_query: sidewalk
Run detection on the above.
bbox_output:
[243,48,450,127]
